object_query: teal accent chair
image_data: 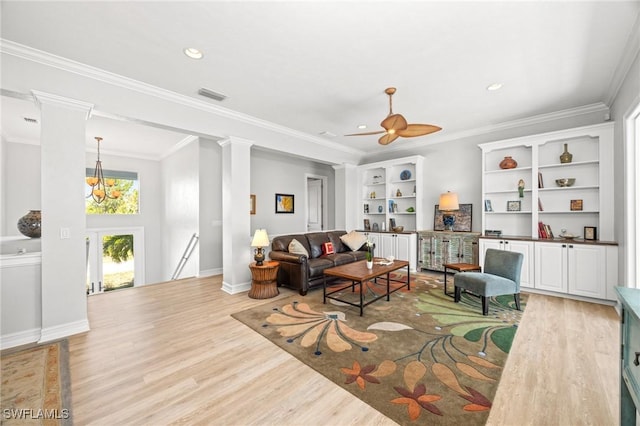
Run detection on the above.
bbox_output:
[453,248,524,315]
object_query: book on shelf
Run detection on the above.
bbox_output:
[538,221,554,239]
[538,197,543,211]
[538,172,544,188]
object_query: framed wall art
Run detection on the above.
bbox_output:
[507,200,521,212]
[584,226,597,240]
[570,199,583,211]
[434,203,473,232]
[275,193,295,214]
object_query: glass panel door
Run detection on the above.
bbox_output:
[86,228,144,295]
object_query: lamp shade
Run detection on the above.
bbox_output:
[251,229,270,247]
[439,191,460,211]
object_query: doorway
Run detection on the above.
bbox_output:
[86,227,145,295]
[306,175,328,232]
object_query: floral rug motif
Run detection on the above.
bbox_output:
[232,272,526,425]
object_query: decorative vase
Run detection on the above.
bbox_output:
[17,210,41,238]
[560,143,573,163]
[366,260,373,269]
[499,156,517,169]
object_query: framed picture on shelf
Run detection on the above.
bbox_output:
[484,199,493,212]
[506,200,521,212]
[364,204,369,214]
[584,226,597,240]
[434,203,473,232]
[364,219,371,231]
[275,193,294,213]
[570,199,583,211]
[389,218,396,230]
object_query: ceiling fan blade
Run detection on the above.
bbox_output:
[381,114,407,132]
[378,133,400,145]
[345,130,386,136]
[396,124,442,138]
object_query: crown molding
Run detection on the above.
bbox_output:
[159,135,199,160]
[1,39,364,158]
[31,90,93,119]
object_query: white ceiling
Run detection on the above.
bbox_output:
[1,1,639,159]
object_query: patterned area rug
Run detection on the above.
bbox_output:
[1,340,72,425]
[232,272,527,425]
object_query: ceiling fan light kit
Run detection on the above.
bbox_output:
[346,87,442,145]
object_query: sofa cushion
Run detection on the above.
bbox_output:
[288,239,309,257]
[324,252,357,267]
[340,230,367,251]
[308,257,335,278]
[327,231,347,253]
[306,232,331,258]
[272,234,311,254]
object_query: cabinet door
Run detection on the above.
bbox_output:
[460,236,478,265]
[396,234,411,263]
[479,239,503,265]
[535,242,567,293]
[504,240,533,289]
[380,233,396,259]
[567,244,606,299]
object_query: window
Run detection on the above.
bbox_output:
[85,169,139,214]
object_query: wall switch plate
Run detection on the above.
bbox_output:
[60,228,70,239]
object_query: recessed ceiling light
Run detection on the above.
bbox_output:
[184,47,203,59]
[486,83,503,91]
[358,124,367,129]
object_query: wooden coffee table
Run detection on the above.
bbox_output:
[323,258,410,316]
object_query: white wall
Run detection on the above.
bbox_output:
[198,138,223,275]
[1,137,6,235]
[161,141,200,280]
[85,152,164,285]
[250,148,336,236]
[2,141,41,236]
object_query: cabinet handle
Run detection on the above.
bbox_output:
[569,245,574,248]
[634,352,640,367]
[504,241,509,245]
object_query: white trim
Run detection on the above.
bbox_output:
[1,39,363,158]
[198,268,222,277]
[221,279,251,294]
[38,319,90,344]
[0,328,41,350]
[159,135,199,160]
[624,96,640,288]
[0,252,41,268]
[31,90,94,119]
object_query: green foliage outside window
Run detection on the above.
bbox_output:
[85,179,139,214]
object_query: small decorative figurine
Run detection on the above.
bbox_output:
[518,179,525,198]
[396,189,402,197]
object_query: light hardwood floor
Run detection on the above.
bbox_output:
[67,274,620,425]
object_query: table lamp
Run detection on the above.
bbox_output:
[251,229,270,266]
[439,191,459,231]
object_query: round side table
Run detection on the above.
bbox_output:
[248,261,280,299]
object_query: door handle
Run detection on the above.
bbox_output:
[634,352,640,367]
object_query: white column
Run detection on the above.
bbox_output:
[32,91,92,342]
[333,163,358,231]
[218,137,253,294]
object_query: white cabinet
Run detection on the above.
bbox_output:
[360,231,417,272]
[479,238,534,289]
[479,123,614,241]
[534,241,613,300]
[359,156,424,232]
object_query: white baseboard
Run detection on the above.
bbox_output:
[38,319,90,344]
[222,280,251,294]
[199,268,222,277]
[1,328,41,350]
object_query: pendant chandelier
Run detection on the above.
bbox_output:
[86,137,121,204]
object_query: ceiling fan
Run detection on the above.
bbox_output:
[346,87,442,145]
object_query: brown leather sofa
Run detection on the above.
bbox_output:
[269,230,370,295]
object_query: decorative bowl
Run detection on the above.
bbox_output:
[555,178,576,187]
[392,226,404,233]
